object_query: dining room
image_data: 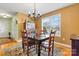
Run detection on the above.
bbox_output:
[0,3,79,56]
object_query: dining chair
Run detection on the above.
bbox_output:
[41,30,56,56]
[21,30,36,56]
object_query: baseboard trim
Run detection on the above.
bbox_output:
[55,42,71,48]
[0,37,9,39]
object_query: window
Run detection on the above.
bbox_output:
[26,22,35,31]
[42,14,61,37]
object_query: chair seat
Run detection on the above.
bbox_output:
[23,40,35,46]
[41,41,53,48]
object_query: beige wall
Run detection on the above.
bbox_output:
[17,13,27,31]
[40,4,79,45]
[16,12,27,38]
[35,18,42,32]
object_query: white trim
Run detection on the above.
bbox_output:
[55,42,71,48]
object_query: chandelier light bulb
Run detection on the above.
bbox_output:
[27,3,40,20]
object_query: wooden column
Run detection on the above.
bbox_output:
[35,18,42,33]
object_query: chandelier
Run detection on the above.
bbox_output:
[28,3,41,20]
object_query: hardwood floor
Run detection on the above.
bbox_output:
[0,38,71,56]
[0,38,17,56]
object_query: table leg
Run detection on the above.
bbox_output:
[52,41,54,56]
[22,43,25,53]
[38,41,41,56]
[27,45,29,56]
[36,45,38,53]
[35,41,38,54]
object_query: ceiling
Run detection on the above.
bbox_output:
[0,3,74,15]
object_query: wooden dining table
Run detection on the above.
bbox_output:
[27,34,49,56]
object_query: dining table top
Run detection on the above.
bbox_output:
[24,33,50,41]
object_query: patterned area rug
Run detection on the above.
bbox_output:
[3,43,63,56]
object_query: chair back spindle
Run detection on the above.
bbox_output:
[48,30,56,56]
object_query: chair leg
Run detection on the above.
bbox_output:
[52,47,53,56]
[48,50,50,56]
[23,46,27,55]
[36,45,38,53]
[23,48,25,54]
[48,47,51,56]
[52,44,54,56]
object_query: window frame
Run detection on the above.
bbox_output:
[41,13,61,37]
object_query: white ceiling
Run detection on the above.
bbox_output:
[0,3,74,15]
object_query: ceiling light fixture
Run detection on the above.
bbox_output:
[28,3,41,20]
[0,13,12,18]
